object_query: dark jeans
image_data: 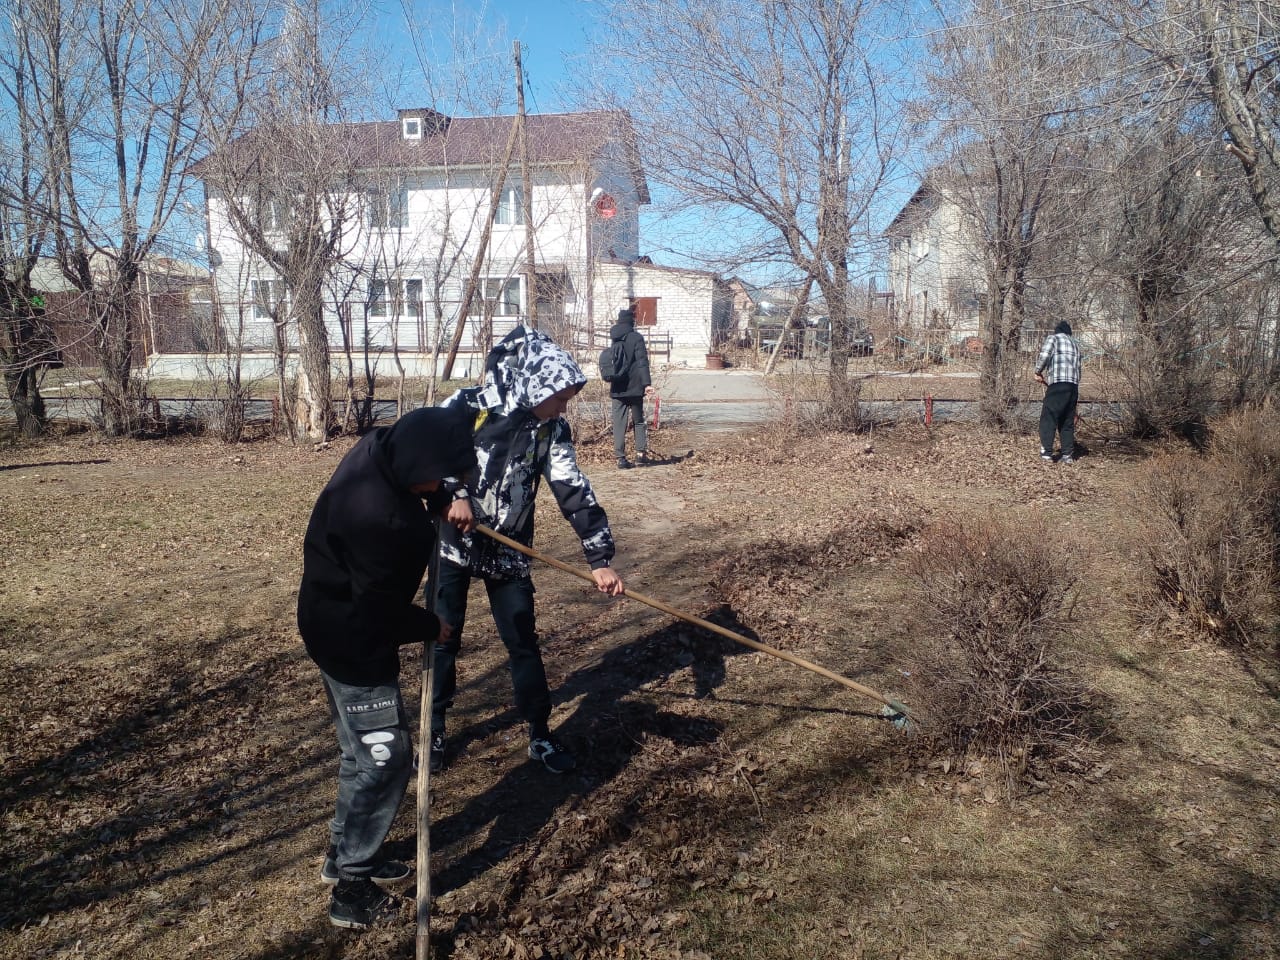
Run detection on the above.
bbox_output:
[429,560,550,738]
[1039,382,1078,458]
[611,396,647,460]
[319,671,412,879]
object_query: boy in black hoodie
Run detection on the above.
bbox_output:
[608,307,654,468]
[297,407,477,930]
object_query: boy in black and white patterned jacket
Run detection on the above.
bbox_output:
[430,325,624,773]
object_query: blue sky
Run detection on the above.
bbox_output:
[477,0,597,112]
[373,0,601,115]
[370,1,908,283]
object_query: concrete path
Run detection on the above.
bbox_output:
[649,367,775,431]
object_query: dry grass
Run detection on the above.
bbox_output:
[1,421,1277,960]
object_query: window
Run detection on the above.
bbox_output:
[251,279,285,320]
[367,278,388,317]
[495,184,524,226]
[402,117,422,140]
[256,198,288,233]
[367,185,406,230]
[404,278,423,318]
[483,277,521,316]
[630,297,658,327]
[368,277,424,318]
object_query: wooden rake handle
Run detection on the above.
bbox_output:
[474,525,908,718]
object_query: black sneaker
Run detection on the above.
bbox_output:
[528,736,577,773]
[321,851,412,889]
[637,452,652,465]
[617,458,632,470]
[328,877,399,929]
[428,733,446,773]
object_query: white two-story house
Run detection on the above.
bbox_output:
[179,107,728,379]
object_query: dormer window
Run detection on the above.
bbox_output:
[397,107,450,139]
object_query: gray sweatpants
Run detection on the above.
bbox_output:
[611,396,647,460]
[320,671,412,879]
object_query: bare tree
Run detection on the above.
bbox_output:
[1093,133,1251,438]
[1069,1,1280,416]
[1089,1,1280,252]
[200,0,370,441]
[922,0,1107,427]
[0,5,54,436]
[5,0,259,436]
[597,0,901,419]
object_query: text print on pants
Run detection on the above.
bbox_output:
[346,698,396,715]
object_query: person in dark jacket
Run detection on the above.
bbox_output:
[608,307,654,469]
[297,407,477,930]
[431,324,624,775]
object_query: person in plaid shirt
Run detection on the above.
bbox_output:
[1034,321,1082,463]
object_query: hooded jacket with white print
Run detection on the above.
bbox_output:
[439,324,615,579]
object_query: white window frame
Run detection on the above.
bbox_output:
[251,278,285,320]
[366,185,407,230]
[482,276,522,317]
[253,197,287,233]
[495,184,524,226]
[367,277,388,317]
[368,276,425,318]
[402,117,422,140]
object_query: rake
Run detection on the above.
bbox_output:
[474,524,910,727]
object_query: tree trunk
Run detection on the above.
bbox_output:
[1,293,50,437]
[293,280,332,441]
[4,366,47,437]
[96,283,141,437]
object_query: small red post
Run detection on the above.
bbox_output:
[651,393,660,430]
[924,394,933,427]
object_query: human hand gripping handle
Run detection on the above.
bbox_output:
[592,566,624,596]
[443,496,474,533]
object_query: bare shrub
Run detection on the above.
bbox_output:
[710,494,925,636]
[1133,403,1280,646]
[1209,400,1280,540]
[759,369,867,442]
[903,517,1102,778]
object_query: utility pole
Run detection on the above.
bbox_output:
[515,42,538,328]
[440,101,520,381]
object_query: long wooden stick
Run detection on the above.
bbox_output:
[474,525,909,718]
[415,523,441,960]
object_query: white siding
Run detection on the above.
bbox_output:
[594,262,718,362]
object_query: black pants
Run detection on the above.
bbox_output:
[1039,382,1078,458]
[429,560,549,738]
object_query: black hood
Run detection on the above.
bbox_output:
[611,308,636,343]
[377,407,477,490]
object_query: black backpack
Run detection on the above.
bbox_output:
[599,340,627,384]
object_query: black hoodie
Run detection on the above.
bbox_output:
[608,310,652,399]
[297,407,477,684]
